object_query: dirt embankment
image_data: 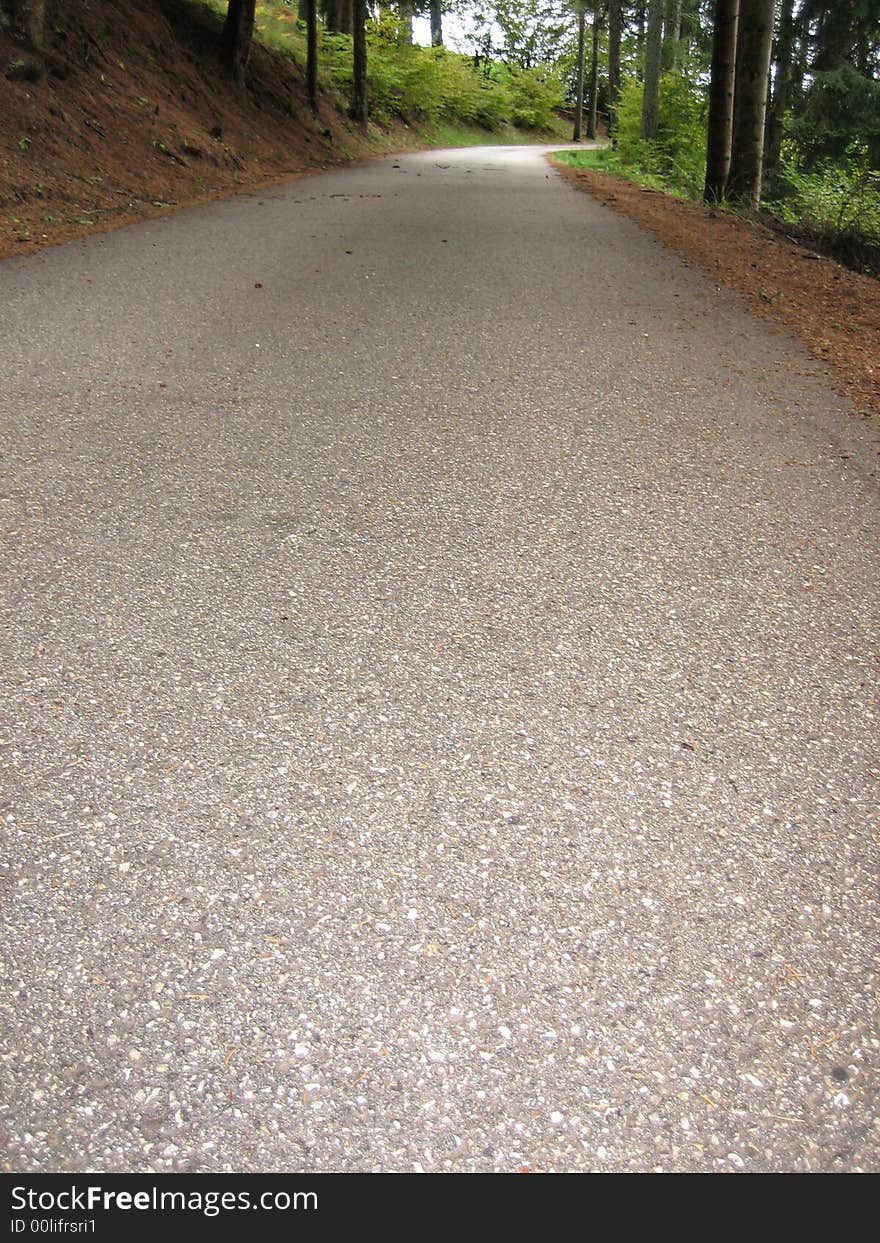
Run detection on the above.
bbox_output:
[0,0,384,258]
[553,161,880,421]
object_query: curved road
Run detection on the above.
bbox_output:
[1,145,878,1172]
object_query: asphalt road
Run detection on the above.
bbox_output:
[1,145,878,1173]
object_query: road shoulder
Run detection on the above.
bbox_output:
[550,156,880,422]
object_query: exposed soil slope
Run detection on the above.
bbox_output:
[0,0,379,258]
[553,161,880,420]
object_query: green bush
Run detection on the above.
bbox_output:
[420,52,512,130]
[319,33,556,131]
[502,66,566,132]
[769,148,880,273]
[614,72,707,197]
[194,1,565,135]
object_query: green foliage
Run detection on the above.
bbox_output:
[253,1,309,53]
[567,69,880,275]
[612,72,707,197]
[320,35,514,129]
[470,1,575,71]
[496,64,566,131]
[198,2,567,134]
[769,149,880,273]
[790,66,880,170]
[552,146,670,192]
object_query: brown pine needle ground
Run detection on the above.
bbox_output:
[552,160,880,420]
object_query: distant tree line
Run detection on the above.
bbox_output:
[4,0,877,235]
[561,1,879,209]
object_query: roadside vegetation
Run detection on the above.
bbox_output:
[2,2,877,275]
[551,2,880,277]
[0,0,571,259]
[197,1,569,135]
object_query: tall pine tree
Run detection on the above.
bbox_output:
[704,0,740,200]
[727,0,775,206]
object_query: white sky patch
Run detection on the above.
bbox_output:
[412,15,504,54]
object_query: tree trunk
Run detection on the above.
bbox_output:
[608,0,622,138]
[728,0,774,207]
[788,12,808,101]
[351,0,368,127]
[704,0,740,200]
[322,0,342,33]
[306,0,318,113]
[641,0,663,139]
[635,0,646,65]
[812,4,852,72]
[1,0,45,46]
[661,0,681,71]
[573,4,586,142]
[339,0,353,36]
[397,0,413,45]
[587,6,601,141]
[222,0,256,82]
[298,0,307,20]
[429,0,443,47]
[762,0,794,188]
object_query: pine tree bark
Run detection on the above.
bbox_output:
[608,0,622,137]
[661,0,681,71]
[763,0,794,187]
[641,0,663,139]
[323,0,355,35]
[573,4,586,142]
[397,0,413,45]
[727,0,774,207]
[704,0,740,200]
[351,0,368,127]
[223,0,256,82]
[306,0,318,113]
[587,6,601,140]
[429,0,443,47]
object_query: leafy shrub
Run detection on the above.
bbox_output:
[769,149,880,273]
[194,1,565,134]
[315,32,556,132]
[613,77,653,165]
[502,66,566,131]
[614,72,707,196]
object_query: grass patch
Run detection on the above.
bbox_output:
[552,147,672,194]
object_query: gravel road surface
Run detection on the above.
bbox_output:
[1,145,878,1172]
